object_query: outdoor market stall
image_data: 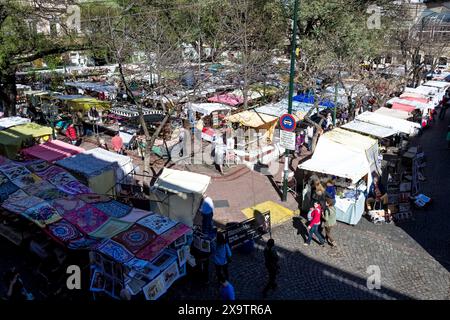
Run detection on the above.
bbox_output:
[0,116,31,130]
[374,107,412,120]
[207,93,243,106]
[55,148,134,196]
[299,128,380,225]
[356,111,421,136]
[148,168,211,227]
[21,140,85,163]
[0,155,191,301]
[0,123,53,159]
[341,120,398,139]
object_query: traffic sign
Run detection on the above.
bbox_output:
[280,114,296,132]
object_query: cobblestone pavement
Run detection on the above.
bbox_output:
[166,114,450,301]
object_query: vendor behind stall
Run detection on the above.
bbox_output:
[366,175,388,216]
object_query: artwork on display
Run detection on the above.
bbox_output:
[173,234,187,248]
[142,274,166,300]
[151,250,177,270]
[90,268,105,292]
[137,214,177,235]
[103,275,114,295]
[125,276,147,296]
[177,246,189,266]
[89,251,103,266]
[161,261,180,290]
[97,239,134,264]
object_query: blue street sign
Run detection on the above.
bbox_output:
[280,113,296,132]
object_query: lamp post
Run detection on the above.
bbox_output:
[282,0,299,202]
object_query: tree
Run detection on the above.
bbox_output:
[0,0,87,116]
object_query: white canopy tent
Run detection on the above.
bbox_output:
[0,117,31,130]
[356,111,421,136]
[422,80,450,90]
[374,107,411,120]
[387,97,434,110]
[149,168,211,226]
[186,102,231,116]
[341,120,398,138]
[298,128,379,225]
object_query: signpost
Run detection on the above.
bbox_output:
[224,211,271,248]
[280,130,296,150]
[280,113,296,132]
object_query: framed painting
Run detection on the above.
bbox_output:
[142,274,166,300]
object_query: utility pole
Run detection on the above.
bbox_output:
[282,0,299,202]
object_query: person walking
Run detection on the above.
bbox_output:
[305,202,325,246]
[323,197,337,247]
[306,125,314,151]
[111,131,124,154]
[65,123,78,145]
[262,239,280,298]
[219,276,235,301]
[212,232,232,281]
[295,131,305,156]
[199,194,214,236]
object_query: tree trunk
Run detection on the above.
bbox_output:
[0,65,18,117]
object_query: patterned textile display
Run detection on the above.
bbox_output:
[35,187,68,202]
[113,224,157,254]
[89,219,132,239]
[1,165,31,181]
[92,200,132,219]
[32,164,65,180]
[0,155,12,166]
[0,181,19,203]
[67,236,100,250]
[0,171,9,185]
[55,180,92,195]
[160,223,191,244]
[118,208,153,223]
[51,196,87,216]
[26,160,52,174]
[136,214,177,235]
[47,171,77,186]
[97,239,134,263]
[1,189,46,214]
[63,204,110,234]
[46,219,84,243]
[11,173,41,188]
[136,236,170,262]
[22,180,54,196]
[22,202,62,228]
[77,193,111,204]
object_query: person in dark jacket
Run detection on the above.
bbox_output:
[212,232,232,281]
[366,175,388,215]
[262,239,280,298]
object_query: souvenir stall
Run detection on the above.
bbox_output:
[0,155,191,301]
[186,103,231,143]
[226,109,280,166]
[148,168,211,227]
[299,128,380,225]
[0,123,53,159]
[21,140,85,163]
[55,148,134,196]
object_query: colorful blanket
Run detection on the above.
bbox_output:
[118,208,153,223]
[1,165,31,181]
[26,160,52,174]
[1,189,46,214]
[55,180,92,195]
[136,236,170,262]
[160,223,191,244]
[0,181,19,203]
[32,164,65,180]
[11,173,41,188]
[67,236,100,250]
[137,214,177,235]
[89,218,132,239]
[23,180,54,196]
[46,219,84,243]
[51,196,87,216]
[97,239,134,263]
[22,202,62,228]
[47,171,77,186]
[92,200,132,219]
[63,204,109,234]
[113,224,157,254]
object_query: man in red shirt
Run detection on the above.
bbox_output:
[305,202,325,246]
[111,132,124,154]
[66,124,78,145]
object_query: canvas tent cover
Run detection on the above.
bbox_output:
[299,128,379,183]
[22,140,85,163]
[423,80,450,89]
[186,103,231,116]
[154,168,211,195]
[387,97,433,110]
[66,98,111,111]
[227,110,277,128]
[255,99,324,121]
[0,117,31,130]
[356,111,420,135]
[341,120,398,138]
[374,107,411,120]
